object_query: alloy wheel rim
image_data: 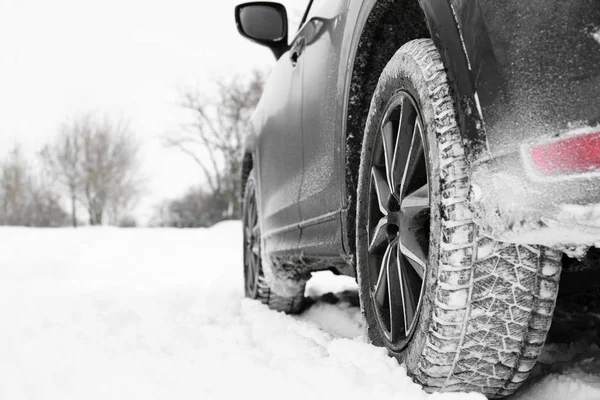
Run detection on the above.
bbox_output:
[367,91,430,348]
[244,191,261,297]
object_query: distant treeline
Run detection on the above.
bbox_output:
[1,70,265,229]
[1,114,142,227]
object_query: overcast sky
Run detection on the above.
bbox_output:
[0,0,308,222]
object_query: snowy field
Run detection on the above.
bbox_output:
[1,221,599,400]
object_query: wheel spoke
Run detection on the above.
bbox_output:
[243,187,262,297]
[246,252,255,287]
[369,216,389,253]
[400,121,424,197]
[397,247,419,334]
[253,252,261,279]
[387,240,405,341]
[247,194,253,215]
[371,167,392,215]
[398,214,427,279]
[248,244,255,265]
[245,266,251,290]
[401,184,429,220]
[249,256,256,281]
[244,247,251,268]
[390,95,417,194]
[381,119,396,190]
[399,243,426,280]
[373,244,392,307]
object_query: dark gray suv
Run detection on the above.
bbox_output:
[236,0,600,397]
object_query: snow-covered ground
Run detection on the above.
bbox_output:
[1,221,599,399]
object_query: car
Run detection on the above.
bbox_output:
[235,0,600,397]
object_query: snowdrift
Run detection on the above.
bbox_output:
[0,222,597,399]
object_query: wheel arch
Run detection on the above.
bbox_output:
[342,0,489,261]
[342,0,430,259]
[419,0,488,155]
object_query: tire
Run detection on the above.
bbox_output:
[243,170,305,314]
[355,39,562,398]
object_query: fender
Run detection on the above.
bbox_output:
[419,0,490,161]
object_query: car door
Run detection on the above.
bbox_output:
[254,40,304,250]
[293,0,350,253]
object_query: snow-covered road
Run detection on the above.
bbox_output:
[1,222,598,399]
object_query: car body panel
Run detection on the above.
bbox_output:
[298,0,348,222]
[250,46,304,249]
[294,0,350,257]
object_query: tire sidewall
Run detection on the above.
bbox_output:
[356,47,444,367]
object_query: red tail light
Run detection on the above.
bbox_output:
[527,130,600,176]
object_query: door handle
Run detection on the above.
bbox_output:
[290,36,307,66]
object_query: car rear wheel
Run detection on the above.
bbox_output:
[355,39,562,398]
[243,170,305,314]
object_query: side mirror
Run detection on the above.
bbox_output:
[235,2,288,59]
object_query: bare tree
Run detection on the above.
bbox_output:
[40,117,87,226]
[80,117,143,225]
[0,146,69,227]
[42,114,144,225]
[165,70,265,219]
[0,146,30,225]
